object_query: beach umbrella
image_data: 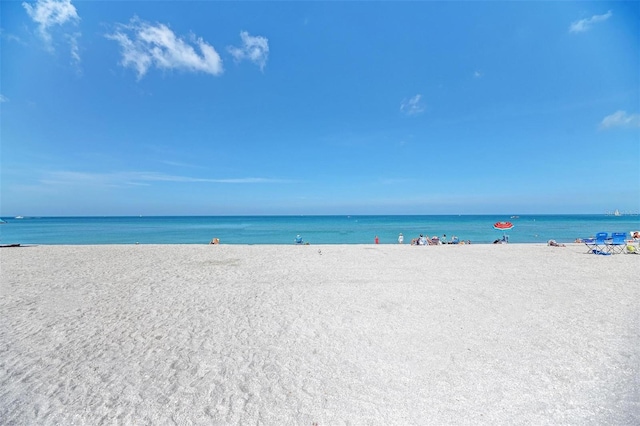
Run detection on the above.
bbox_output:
[493,221,514,231]
[493,221,513,242]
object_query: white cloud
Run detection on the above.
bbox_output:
[23,0,81,62]
[400,94,425,115]
[227,31,269,71]
[0,94,8,102]
[67,32,80,64]
[160,160,204,169]
[39,170,290,187]
[600,110,640,129]
[474,70,483,78]
[106,18,223,79]
[379,178,414,185]
[569,10,612,33]
[1,29,24,44]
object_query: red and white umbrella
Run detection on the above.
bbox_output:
[493,221,514,231]
[493,221,513,243]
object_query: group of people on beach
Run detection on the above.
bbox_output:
[215,231,640,246]
[397,233,469,245]
[492,235,509,244]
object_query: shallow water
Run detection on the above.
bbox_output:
[1,214,638,245]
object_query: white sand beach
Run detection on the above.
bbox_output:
[1,244,638,425]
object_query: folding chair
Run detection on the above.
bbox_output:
[585,232,608,254]
[606,232,627,254]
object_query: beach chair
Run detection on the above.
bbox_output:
[585,232,608,254]
[606,232,627,254]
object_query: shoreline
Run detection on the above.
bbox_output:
[2,215,638,246]
[0,242,601,247]
[1,244,638,424]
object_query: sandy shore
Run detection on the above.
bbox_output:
[1,243,638,425]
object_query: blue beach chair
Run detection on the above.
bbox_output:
[606,232,627,254]
[585,232,609,254]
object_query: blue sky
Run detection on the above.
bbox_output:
[1,1,638,216]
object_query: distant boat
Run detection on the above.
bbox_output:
[614,209,621,216]
[510,215,520,219]
[15,216,24,219]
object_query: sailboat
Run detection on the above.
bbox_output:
[614,209,621,216]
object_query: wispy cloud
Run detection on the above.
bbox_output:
[400,94,425,116]
[159,160,204,169]
[38,170,290,187]
[0,94,8,103]
[473,70,483,78]
[66,32,80,64]
[569,10,612,33]
[0,29,24,44]
[599,110,640,129]
[23,0,81,63]
[227,31,269,71]
[106,18,223,79]
[379,177,414,185]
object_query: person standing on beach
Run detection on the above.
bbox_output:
[375,236,379,244]
[398,233,404,244]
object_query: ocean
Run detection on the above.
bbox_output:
[1,215,639,245]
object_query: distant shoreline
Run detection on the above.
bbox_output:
[1,215,637,246]
[3,213,640,218]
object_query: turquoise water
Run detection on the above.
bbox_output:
[1,215,638,245]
